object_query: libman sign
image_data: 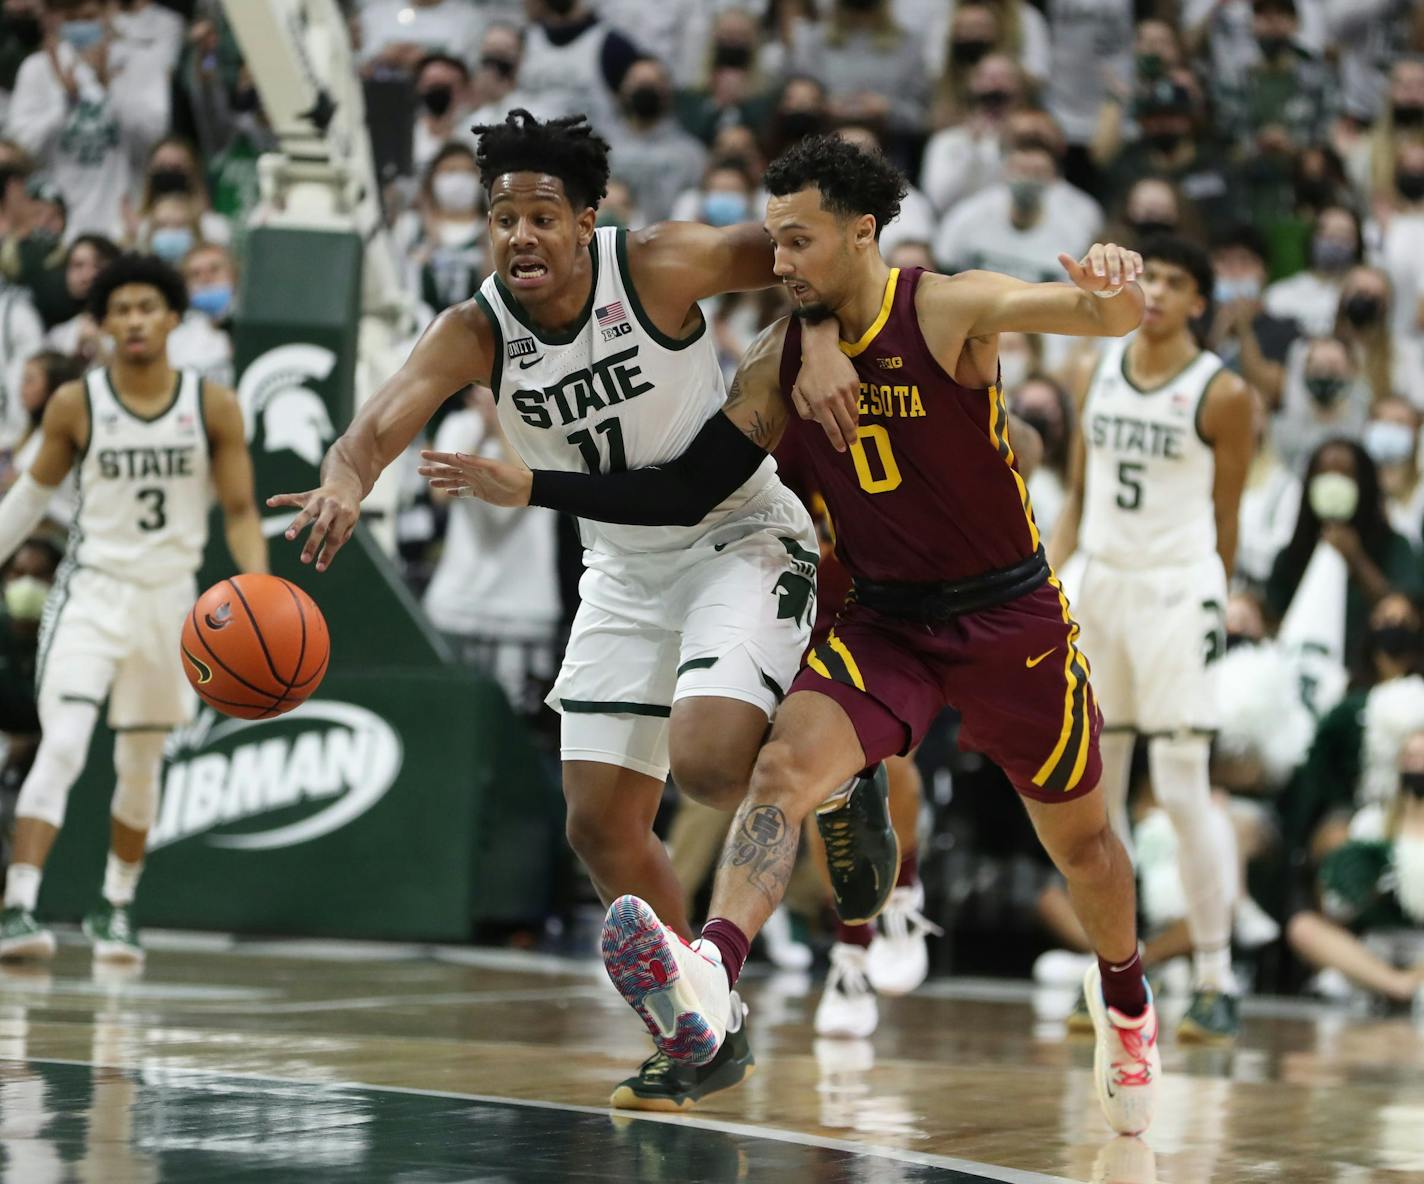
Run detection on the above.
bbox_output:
[150,702,403,854]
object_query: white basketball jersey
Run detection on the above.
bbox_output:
[70,367,211,584]
[515,23,618,135]
[1078,334,1222,568]
[477,226,775,556]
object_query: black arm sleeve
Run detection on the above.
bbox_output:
[528,412,768,528]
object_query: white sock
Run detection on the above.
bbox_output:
[4,863,41,912]
[102,854,143,907]
[1193,944,1236,994]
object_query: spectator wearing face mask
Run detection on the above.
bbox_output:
[166,241,235,387]
[1183,0,1326,94]
[933,140,1098,286]
[929,2,1046,126]
[607,57,707,225]
[1332,267,1424,410]
[411,54,472,179]
[1273,337,1370,474]
[1264,204,1362,337]
[1209,225,1299,408]
[4,0,167,244]
[126,136,231,250]
[357,0,479,80]
[1268,439,1422,678]
[1090,18,1186,171]
[44,232,118,361]
[762,74,830,161]
[1104,176,1203,251]
[1344,57,1424,209]
[786,0,929,136]
[1009,372,1072,538]
[675,8,773,146]
[1376,139,1424,346]
[137,192,205,270]
[1288,730,1424,1013]
[516,0,643,138]
[1212,0,1337,158]
[920,53,1027,216]
[397,143,485,316]
[1236,387,1303,591]
[1364,397,1424,549]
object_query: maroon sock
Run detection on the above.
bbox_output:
[701,918,750,988]
[836,919,874,948]
[1097,949,1148,1017]
[896,847,919,889]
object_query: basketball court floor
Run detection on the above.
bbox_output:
[0,933,1419,1183]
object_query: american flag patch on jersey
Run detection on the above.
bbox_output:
[596,302,627,327]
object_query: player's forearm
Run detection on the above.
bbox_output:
[224,503,269,574]
[1091,284,1145,337]
[320,430,383,500]
[1214,515,1238,582]
[0,474,56,569]
[1046,497,1080,571]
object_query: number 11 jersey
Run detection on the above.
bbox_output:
[1078,334,1222,569]
[477,226,776,557]
[72,366,211,585]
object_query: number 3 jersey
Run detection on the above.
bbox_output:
[477,226,776,557]
[777,265,1042,584]
[1078,334,1222,569]
[71,366,211,584]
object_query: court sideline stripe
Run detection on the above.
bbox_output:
[14,1056,1079,1184]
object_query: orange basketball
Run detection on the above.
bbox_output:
[180,574,330,719]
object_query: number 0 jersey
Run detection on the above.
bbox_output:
[1078,334,1222,569]
[777,266,1042,584]
[477,226,776,557]
[71,366,211,585]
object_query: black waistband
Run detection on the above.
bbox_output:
[851,548,1049,623]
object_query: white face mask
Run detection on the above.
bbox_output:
[432,171,480,215]
[1364,420,1416,468]
[3,575,49,621]
[1393,836,1424,924]
[1309,471,1359,522]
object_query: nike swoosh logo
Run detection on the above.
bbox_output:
[714,542,729,551]
[645,988,679,1038]
[517,356,542,369]
[1026,648,1057,668]
[182,647,212,685]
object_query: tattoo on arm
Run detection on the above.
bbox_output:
[746,410,772,447]
[719,802,799,906]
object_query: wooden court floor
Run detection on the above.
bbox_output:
[0,934,1421,1183]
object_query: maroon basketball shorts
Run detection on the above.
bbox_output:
[789,579,1102,802]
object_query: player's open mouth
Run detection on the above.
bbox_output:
[785,280,810,298]
[510,259,549,286]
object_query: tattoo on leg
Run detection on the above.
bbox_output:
[720,802,798,905]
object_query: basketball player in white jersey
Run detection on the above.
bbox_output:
[1049,236,1253,1043]
[272,110,891,1112]
[0,254,266,966]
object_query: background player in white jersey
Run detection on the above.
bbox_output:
[0,254,267,965]
[1049,236,1253,1044]
[271,110,887,1112]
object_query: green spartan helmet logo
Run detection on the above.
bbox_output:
[773,536,819,627]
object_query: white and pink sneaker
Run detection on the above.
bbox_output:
[601,896,731,1067]
[1083,964,1161,1136]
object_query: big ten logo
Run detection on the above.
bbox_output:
[877,355,904,369]
[601,321,633,343]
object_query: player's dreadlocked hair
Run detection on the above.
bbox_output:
[88,252,189,320]
[763,134,907,240]
[470,109,611,213]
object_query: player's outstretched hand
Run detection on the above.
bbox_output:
[791,336,861,453]
[267,482,361,572]
[418,450,533,508]
[1059,243,1144,295]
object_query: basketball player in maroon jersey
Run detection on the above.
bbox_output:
[429,136,1160,1134]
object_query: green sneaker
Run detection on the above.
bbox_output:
[0,906,55,961]
[82,902,144,965]
[1176,989,1240,1045]
[816,763,898,924]
[610,1000,756,1112]
[1066,984,1095,1036]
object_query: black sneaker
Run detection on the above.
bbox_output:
[815,762,898,924]
[610,1003,756,1112]
[1176,989,1240,1045]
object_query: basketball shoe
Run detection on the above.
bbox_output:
[815,763,897,924]
[610,993,754,1111]
[0,908,54,961]
[1177,989,1239,1045]
[83,902,144,965]
[814,942,879,1038]
[601,895,732,1067]
[1084,964,1160,1135]
[866,882,943,995]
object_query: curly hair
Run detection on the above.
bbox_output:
[763,134,907,239]
[470,108,610,212]
[1139,234,1214,302]
[88,253,189,320]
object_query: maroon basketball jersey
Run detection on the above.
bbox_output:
[778,267,1040,584]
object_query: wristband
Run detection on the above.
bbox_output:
[1091,284,1126,299]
